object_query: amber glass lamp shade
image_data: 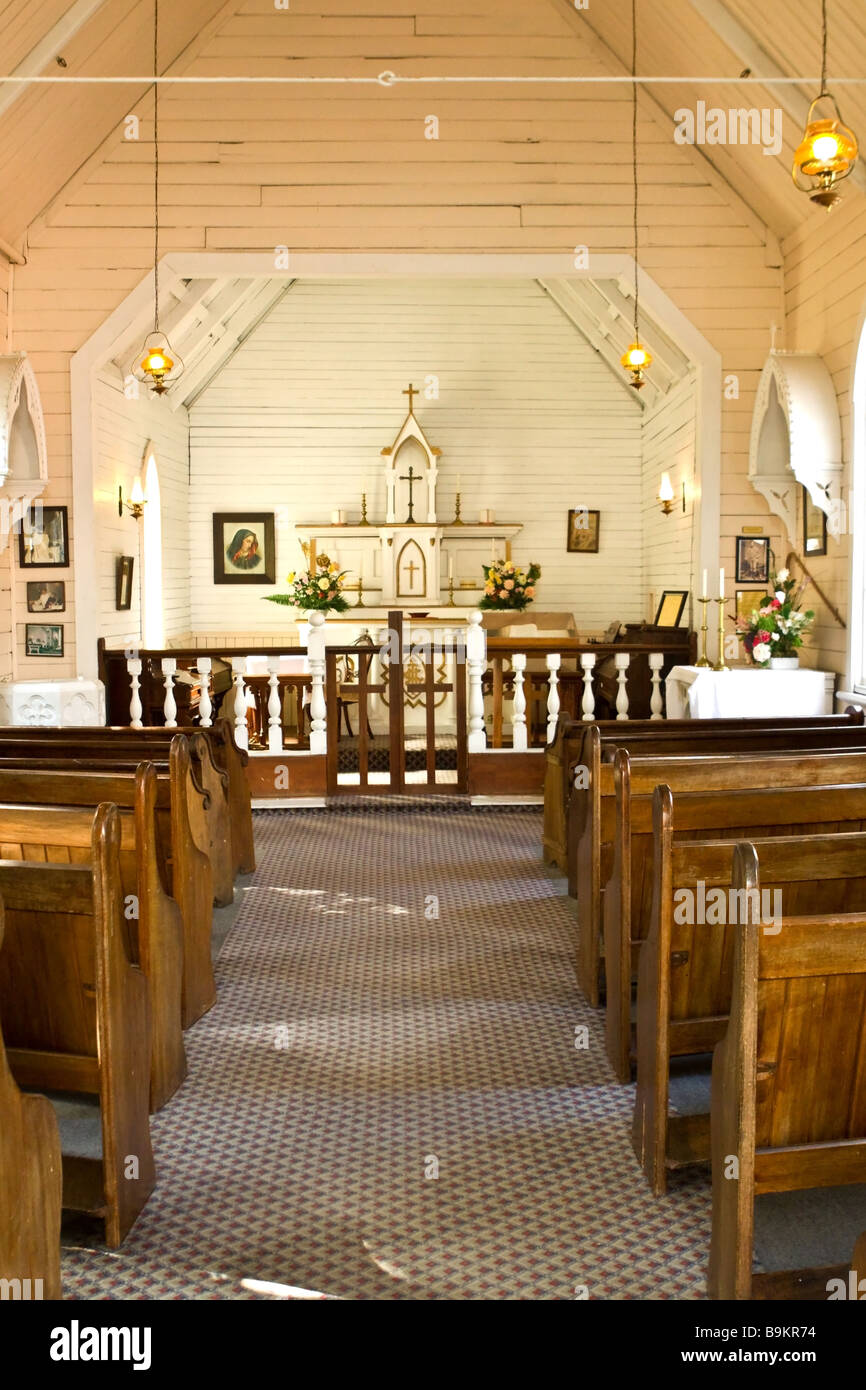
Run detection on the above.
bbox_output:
[792,95,859,209]
[621,340,652,390]
[130,330,184,396]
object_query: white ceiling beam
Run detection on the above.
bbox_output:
[538,278,654,408]
[582,279,685,384]
[0,0,108,120]
[174,281,296,409]
[167,278,264,370]
[689,0,866,193]
[555,277,680,392]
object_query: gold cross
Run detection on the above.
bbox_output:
[404,558,420,586]
[403,383,418,413]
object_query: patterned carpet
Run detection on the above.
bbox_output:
[60,801,715,1301]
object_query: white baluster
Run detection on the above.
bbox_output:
[230,656,249,751]
[197,657,213,728]
[546,652,561,745]
[649,652,665,721]
[580,652,596,722]
[127,658,143,729]
[615,652,630,721]
[466,610,487,752]
[161,658,177,728]
[511,652,527,752]
[267,656,282,753]
[307,610,327,755]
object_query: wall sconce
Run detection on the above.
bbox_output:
[658,472,675,516]
[118,476,146,520]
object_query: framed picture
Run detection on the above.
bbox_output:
[17,504,69,568]
[802,486,828,557]
[567,508,600,553]
[25,622,64,658]
[735,589,765,630]
[653,589,688,627]
[735,534,770,584]
[116,555,135,611]
[26,579,65,613]
[212,512,276,585]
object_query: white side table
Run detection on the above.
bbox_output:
[0,678,106,726]
[665,666,835,720]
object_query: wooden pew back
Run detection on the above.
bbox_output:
[0,804,156,1247]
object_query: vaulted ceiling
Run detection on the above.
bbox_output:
[0,1,862,248]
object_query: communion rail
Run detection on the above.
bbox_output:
[99,614,676,757]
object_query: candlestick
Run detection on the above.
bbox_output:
[446,575,456,607]
[702,568,707,599]
[714,597,730,671]
[452,492,464,525]
[355,576,365,608]
[696,595,712,667]
[359,492,370,525]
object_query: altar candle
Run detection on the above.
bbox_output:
[719,567,725,600]
[702,569,707,599]
[456,474,462,493]
[448,554,453,581]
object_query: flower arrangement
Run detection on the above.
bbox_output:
[263,554,350,613]
[478,559,541,611]
[738,567,815,666]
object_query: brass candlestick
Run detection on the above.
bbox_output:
[714,597,730,672]
[696,596,712,667]
[452,492,464,525]
[355,577,365,608]
[446,576,456,607]
[359,492,370,525]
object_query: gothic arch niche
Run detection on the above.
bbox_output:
[0,353,48,491]
[749,351,842,544]
[396,537,426,598]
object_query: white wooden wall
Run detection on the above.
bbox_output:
[93,375,191,648]
[0,257,11,680]
[188,278,643,631]
[641,376,696,622]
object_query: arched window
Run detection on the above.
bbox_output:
[141,447,164,649]
[850,321,866,691]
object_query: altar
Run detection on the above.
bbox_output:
[665,665,836,719]
[295,385,521,607]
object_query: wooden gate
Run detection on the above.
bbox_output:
[325,611,468,795]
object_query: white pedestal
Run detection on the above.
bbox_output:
[0,678,106,727]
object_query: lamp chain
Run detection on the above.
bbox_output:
[821,0,828,96]
[153,0,160,333]
[631,0,639,346]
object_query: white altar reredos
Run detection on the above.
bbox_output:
[296,387,521,607]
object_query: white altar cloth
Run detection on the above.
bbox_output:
[665,665,835,720]
[0,677,106,726]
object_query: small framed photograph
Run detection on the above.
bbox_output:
[735,534,770,584]
[653,589,688,627]
[116,555,135,611]
[25,622,64,658]
[26,579,65,613]
[802,486,827,557]
[17,504,69,568]
[212,512,276,584]
[567,508,600,553]
[735,589,765,630]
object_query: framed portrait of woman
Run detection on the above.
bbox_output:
[212,513,276,584]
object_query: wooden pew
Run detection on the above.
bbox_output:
[633,800,866,1195]
[0,804,156,1248]
[708,841,866,1300]
[570,735,866,1005]
[0,908,63,1300]
[606,750,866,1081]
[0,745,215,1028]
[0,716,254,881]
[0,733,234,908]
[543,710,865,872]
[0,763,186,1110]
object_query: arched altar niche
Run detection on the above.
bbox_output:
[0,352,48,491]
[381,389,440,525]
[748,351,842,544]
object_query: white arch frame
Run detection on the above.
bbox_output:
[71,252,723,677]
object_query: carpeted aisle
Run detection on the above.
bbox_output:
[61,801,713,1300]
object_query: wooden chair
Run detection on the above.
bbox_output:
[0,907,63,1300]
[708,841,866,1300]
[0,764,187,1111]
[0,804,156,1248]
[0,745,215,1028]
[606,753,866,1082]
[633,797,866,1195]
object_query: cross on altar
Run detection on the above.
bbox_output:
[403,383,418,413]
[403,557,420,587]
[400,464,420,522]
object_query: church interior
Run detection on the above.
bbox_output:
[2,0,866,1323]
